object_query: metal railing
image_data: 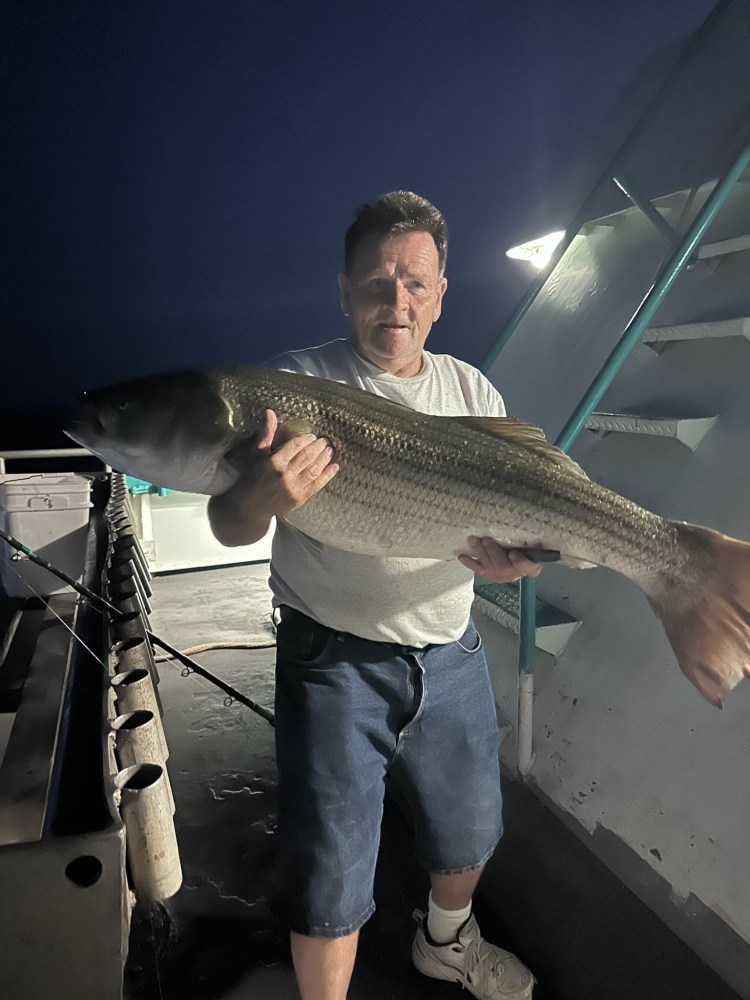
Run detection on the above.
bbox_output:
[492,139,750,774]
[0,448,102,474]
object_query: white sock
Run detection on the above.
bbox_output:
[426,891,472,945]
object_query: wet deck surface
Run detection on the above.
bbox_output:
[125,563,743,1000]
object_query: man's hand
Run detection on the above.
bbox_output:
[249,409,339,516]
[458,536,543,583]
[208,409,339,546]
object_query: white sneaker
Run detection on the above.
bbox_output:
[411,909,534,999]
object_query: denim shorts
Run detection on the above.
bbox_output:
[271,608,503,938]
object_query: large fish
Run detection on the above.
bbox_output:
[65,365,750,707]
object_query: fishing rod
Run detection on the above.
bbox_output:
[0,527,276,727]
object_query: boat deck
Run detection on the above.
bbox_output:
[123,563,743,1000]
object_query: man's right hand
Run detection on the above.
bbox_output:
[207,409,339,547]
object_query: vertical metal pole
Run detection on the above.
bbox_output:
[517,576,536,775]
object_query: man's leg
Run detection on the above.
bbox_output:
[427,868,485,945]
[430,867,484,911]
[413,876,535,1000]
[392,623,534,997]
[291,931,359,1000]
[274,614,415,999]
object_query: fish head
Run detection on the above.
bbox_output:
[64,369,239,493]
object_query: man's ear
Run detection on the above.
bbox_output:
[433,276,448,322]
[338,273,351,317]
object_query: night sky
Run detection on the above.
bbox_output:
[3,0,718,443]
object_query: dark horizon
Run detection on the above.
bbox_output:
[3,0,718,446]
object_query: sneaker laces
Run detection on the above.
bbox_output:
[461,934,507,994]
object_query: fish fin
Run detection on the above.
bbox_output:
[272,418,315,448]
[560,553,597,569]
[453,415,589,479]
[224,418,314,471]
[648,524,750,707]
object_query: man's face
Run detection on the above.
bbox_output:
[339,230,447,375]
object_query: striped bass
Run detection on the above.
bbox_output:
[64,365,750,707]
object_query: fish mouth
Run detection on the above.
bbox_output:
[63,418,88,445]
[63,410,104,447]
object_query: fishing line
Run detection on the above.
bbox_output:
[149,907,165,1000]
[0,527,276,727]
[4,557,109,672]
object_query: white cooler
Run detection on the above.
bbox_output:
[0,473,93,599]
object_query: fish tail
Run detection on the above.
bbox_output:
[649,524,750,707]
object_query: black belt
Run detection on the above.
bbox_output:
[276,604,322,627]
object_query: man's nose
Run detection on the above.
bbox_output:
[383,279,409,309]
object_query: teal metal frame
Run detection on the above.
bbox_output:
[500,140,750,697]
[612,175,682,248]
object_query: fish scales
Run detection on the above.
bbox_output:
[218,369,678,576]
[64,364,750,705]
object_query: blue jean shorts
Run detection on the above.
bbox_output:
[271,608,503,938]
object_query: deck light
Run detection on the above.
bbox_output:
[506,230,565,270]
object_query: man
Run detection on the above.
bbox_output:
[208,191,540,1000]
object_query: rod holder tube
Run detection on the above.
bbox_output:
[111,591,149,620]
[116,763,182,901]
[110,548,152,596]
[109,577,152,615]
[112,667,167,757]
[111,609,149,643]
[109,558,153,600]
[113,635,163,708]
[110,519,137,540]
[112,535,150,581]
[113,711,175,813]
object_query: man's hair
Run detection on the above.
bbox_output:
[343,191,448,276]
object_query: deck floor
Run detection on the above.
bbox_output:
[125,563,743,1000]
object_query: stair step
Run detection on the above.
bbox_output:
[697,233,750,259]
[473,582,581,658]
[585,413,717,451]
[644,317,750,352]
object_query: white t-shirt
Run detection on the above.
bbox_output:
[266,338,506,646]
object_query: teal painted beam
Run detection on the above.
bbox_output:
[612,174,682,247]
[555,141,750,453]
[515,140,750,684]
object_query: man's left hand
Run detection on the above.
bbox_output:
[458,536,543,582]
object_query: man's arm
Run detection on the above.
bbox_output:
[208,409,339,547]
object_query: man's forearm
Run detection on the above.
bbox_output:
[207,487,273,547]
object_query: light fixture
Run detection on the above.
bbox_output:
[506,230,566,271]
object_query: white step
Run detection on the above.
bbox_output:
[644,317,750,352]
[697,233,750,260]
[585,413,717,451]
[473,582,581,658]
